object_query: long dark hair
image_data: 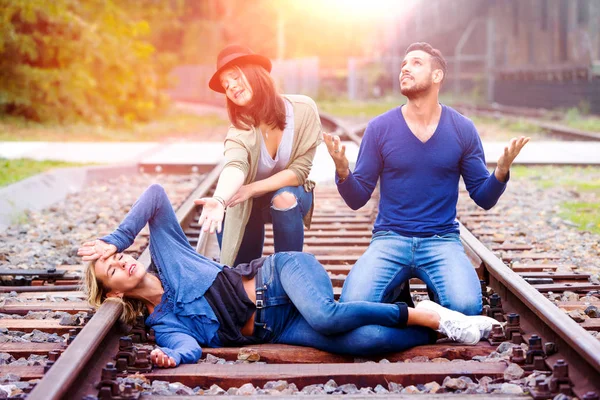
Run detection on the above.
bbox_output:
[226,64,286,131]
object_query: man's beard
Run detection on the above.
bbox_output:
[400,79,432,99]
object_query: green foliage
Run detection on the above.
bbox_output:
[0,0,171,125]
[0,157,91,187]
[317,97,403,118]
[0,110,228,141]
[510,166,600,191]
[562,106,600,132]
[559,201,600,234]
[503,119,542,134]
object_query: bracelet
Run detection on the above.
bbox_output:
[212,196,226,208]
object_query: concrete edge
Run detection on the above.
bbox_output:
[0,163,138,232]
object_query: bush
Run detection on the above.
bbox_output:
[0,0,170,125]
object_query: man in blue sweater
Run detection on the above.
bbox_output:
[325,42,529,317]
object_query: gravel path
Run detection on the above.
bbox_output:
[460,166,600,277]
[0,174,203,272]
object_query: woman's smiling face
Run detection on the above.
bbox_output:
[220,66,253,106]
[94,253,145,295]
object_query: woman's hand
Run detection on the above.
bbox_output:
[194,197,225,233]
[228,183,256,208]
[150,348,176,368]
[77,240,117,262]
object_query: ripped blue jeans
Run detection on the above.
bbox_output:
[232,185,312,266]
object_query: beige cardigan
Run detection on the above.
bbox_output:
[220,95,323,266]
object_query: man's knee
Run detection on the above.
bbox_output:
[443,295,482,316]
[272,191,297,210]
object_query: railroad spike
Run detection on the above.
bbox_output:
[549,359,573,396]
[48,350,62,362]
[114,337,152,374]
[97,362,120,397]
[487,293,505,322]
[510,346,525,365]
[43,360,54,373]
[129,316,149,343]
[479,280,492,303]
[488,324,506,345]
[530,378,552,400]
[505,313,523,344]
[524,335,548,372]
[67,328,78,345]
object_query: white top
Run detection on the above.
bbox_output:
[255,99,295,181]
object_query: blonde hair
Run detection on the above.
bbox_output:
[82,260,146,325]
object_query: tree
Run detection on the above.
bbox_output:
[0,0,170,124]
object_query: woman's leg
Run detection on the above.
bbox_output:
[232,200,266,266]
[273,252,409,335]
[275,313,436,356]
[269,186,312,253]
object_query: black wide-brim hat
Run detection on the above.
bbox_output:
[208,45,272,93]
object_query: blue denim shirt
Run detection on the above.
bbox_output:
[100,184,223,365]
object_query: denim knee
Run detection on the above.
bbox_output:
[271,190,298,211]
[301,302,341,336]
[446,296,482,316]
[147,183,166,198]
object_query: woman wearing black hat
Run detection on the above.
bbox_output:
[195,45,323,268]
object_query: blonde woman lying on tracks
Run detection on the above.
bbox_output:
[79,184,498,367]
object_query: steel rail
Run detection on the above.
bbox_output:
[27,300,123,400]
[460,222,600,375]
[347,106,600,142]
[454,105,600,141]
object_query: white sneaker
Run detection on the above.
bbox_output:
[415,300,501,339]
[469,315,502,339]
[416,300,481,345]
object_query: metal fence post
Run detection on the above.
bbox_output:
[486,16,496,104]
[348,58,357,100]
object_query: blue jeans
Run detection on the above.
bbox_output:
[340,231,482,316]
[226,185,312,266]
[254,252,435,356]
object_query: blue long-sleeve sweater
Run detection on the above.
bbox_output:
[337,105,507,237]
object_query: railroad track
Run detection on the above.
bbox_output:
[331,103,600,142]
[452,104,600,142]
[0,120,597,399]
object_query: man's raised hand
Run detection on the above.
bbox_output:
[495,136,530,182]
[324,132,349,179]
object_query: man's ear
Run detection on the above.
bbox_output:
[433,69,444,84]
[106,290,123,299]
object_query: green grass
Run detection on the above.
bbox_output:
[510,166,600,234]
[559,202,600,234]
[0,158,92,187]
[511,166,600,192]
[317,97,404,118]
[470,115,542,135]
[0,111,228,142]
[316,93,482,119]
[562,107,600,132]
